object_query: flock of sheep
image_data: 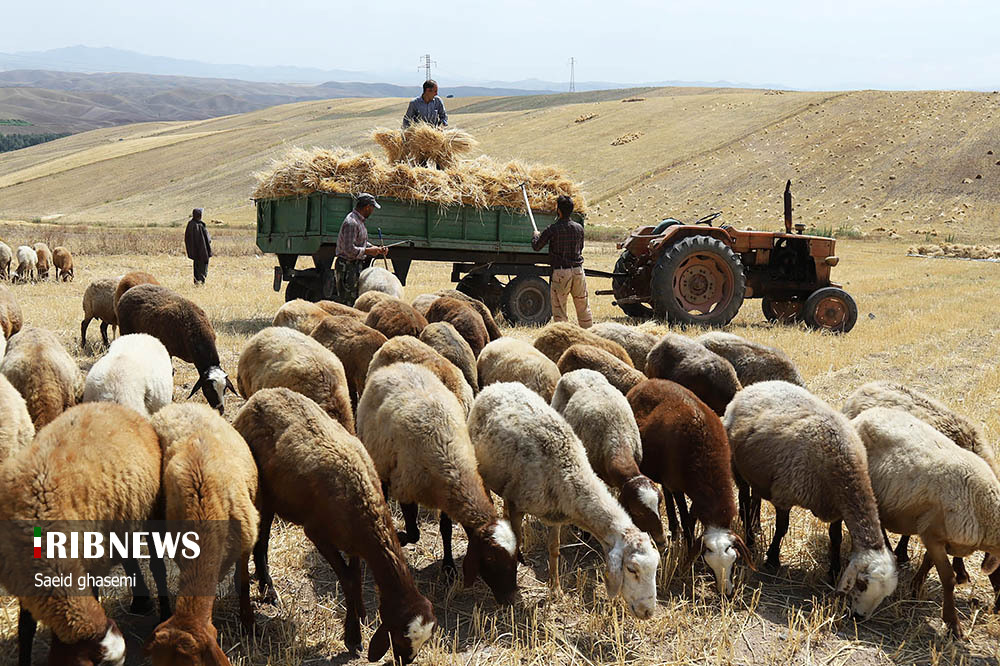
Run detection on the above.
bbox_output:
[1,262,999,665]
[0,240,74,284]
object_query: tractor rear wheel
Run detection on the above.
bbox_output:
[803,287,857,333]
[502,276,551,326]
[761,296,804,324]
[651,236,745,326]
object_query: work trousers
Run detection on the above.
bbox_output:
[193,260,208,285]
[335,257,363,305]
[550,266,592,328]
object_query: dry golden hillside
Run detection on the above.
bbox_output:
[1,87,999,241]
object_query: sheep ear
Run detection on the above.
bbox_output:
[367,623,391,661]
[836,559,859,594]
[682,536,706,570]
[604,540,624,597]
[188,377,204,399]
[225,377,238,396]
[732,533,756,572]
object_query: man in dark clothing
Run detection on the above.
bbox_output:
[184,208,211,285]
[334,193,388,305]
[531,195,593,328]
[402,80,448,128]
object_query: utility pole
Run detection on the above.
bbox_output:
[418,54,437,81]
[569,57,576,93]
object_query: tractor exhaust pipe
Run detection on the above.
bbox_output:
[783,180,793,234]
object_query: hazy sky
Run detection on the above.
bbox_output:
[3,0,998,89]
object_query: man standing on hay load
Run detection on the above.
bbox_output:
[402,80,448,129]
[334,193,389,305]
[532,196,593,329]
[184,207,211,285]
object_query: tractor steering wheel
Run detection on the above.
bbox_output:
[695,212,723,225]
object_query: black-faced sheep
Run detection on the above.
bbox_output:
[725,380,898,618]
[590,322,658,369]
[1,284,23,339]
[365,298,428,339]
[645,333,741,415]
[552,370,667,546]
[237,326,355,433]
[477,337,561,402]
[52,246,74,281]
[233,388,436,663]
[113,270,160,315]
[146,403,259,664]
[557,343,647,396]
[533,322,633,367]
[468,382,661,619]
[81,277,119,348]
[83,333,173,417]
[0,374,33,464]
[424,296,490,357]
[419,321,478,393]
[358,363,518,603]
[366,336,473,415]
[359,266,404,300]
[309,314,388,408]
[696,331,805,387]
[354,290,395,313]
[117,284,235,414]
[0,326,84,429]
[33,242,53,280]
[14,245,37,283]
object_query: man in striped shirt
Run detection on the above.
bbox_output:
[335,193,388,305]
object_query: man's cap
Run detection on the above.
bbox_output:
[356,193,381,209]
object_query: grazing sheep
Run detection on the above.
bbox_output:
[0,403,169,666]
[0,327,84,429]
[852,407,1000,637]
[309,315,387,407]
[1,284,23,339]
[366,336,472,415]
[591,322,658,369]
[425,296,489,357]
[83,334,173,417]
[469,382,661,618]
[552,370,667,546]
[80,277,120,348]
[113,270,160,315]
[0,374,33,463]
[645,333,742,415]
[33,243,53,280]
[146,404,259,664]
[233,388,436,663]
[725,381,898,618]
[420,321,478,392]
[413,288,477,317]
[365,298,427,338]
[14,245,37,283]
[359,266,404,300]
[626,378,753,594]
[478,337,561,402]
[557,343,647,396]
[0,241,11,280]
[696,332,805,387]
[466,297,502,342]
[534,322,633,367]
[118,284,235,414]
[238,326,354,433]
[358,363,518,603]
[52,246,73,281]
[272,299,362,334]
[355,290,394,312]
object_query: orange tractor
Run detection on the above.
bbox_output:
[604,182,857,332]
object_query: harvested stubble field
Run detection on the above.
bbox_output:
[2,230,1000,665]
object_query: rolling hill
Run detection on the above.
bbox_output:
[1,86,999,241]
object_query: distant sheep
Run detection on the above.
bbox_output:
[80,277,120,348]
[534,322,633,366]
[590,322,658,368]
[14,246,37,283]
[365,298,427,339]
[420,321,478,392]
[366,336,473,415]
[309,314,387,407]
[83,333,173,417]
[1,285,23,339]
[478,337,561,402]
[0,374,33,463]
[557,343,646,396]
[0,326,84,429]
[425,296,489,357]
[0,242,12,280]
[355,290,394,312]
[359,266,404,300]
[238,326,355,433]
[696,332,805,387]
[52,246,73,281]
[118,284,235,414]
[645,333,741,415]
[113,270,160,315]
[33,243,53,280]
[272,298,364,334]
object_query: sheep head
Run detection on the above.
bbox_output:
[837,547,898,619]
[620,475,668,547]
[464,519,519,605]
[144,619,231,666]
[189,366,237,415]
[369,594,436,664]
[693,526,754,596]
[605,526,659,619]
[50,619,125,666]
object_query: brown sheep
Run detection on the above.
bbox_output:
[696,332,805,387]
[0,327,84,429]
[81,277,119,348]
[645,333,741,415]
[33,242,53,280]
[355,290,394,312]
[420,321,478,392]
[1,284,23,339]
[557,343,647,396]
[365,298,427,339]
[591,322,658,369]
[52,246,74,281]
[533,321,633,366]
[0,374,33,464]
[309,315,388,408]
[113,270,160,315]
[367,336,473,414]
[272,299,365,334]
[425,296,490,357]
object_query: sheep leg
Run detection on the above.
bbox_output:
[440,512,457,576]
[254,510,278,604]
[100,321,111,347]
[398,503,421,546]
[674,493,694,548]
[953,557,970,585]
[828,520,843,583]
[80,317,92,348]
[663,491,681,542]
[736,477,754,548]
[894,534,911,565]
[547,525,562,593]
[121,557,155,615]
[765,507,790,571]
[912,550,934,595]
[989,566,1000,613]
[17,605,35,666]
[149,553,171,621]
[926,541,962,638]
[313,539,364,653]
[235,552,254,631]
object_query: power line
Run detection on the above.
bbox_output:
[568,57,576,93]
[418,54,437,81]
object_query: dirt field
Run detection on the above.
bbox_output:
[1,231,1000,665]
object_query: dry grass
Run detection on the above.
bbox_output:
[371,123,478,169]
[2,238,1000,664]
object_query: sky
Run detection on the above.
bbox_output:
[2,0,999,90]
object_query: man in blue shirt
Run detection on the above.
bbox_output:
[403,80,448,128]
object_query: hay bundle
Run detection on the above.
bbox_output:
[371,122,477,169]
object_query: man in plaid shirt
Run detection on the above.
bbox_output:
[531,196,593,328]
[335,193,388,305]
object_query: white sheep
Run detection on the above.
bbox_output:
[590,322,658,369]
[359,266,404,299]
[14,245,37,283]
[468,382,660,619]
[0,373,33,464]
[696,331,805,387]
[83,333,173,417]
[477,337,561,402]
[724,380,897,619]
[0,241,12,280]
[0,326,84,429]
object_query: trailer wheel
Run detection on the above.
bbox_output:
[761,296,804,323]
[285,279,318,303]
[651,235,745,326]
[803,287,857,333]
[502,276,551,326]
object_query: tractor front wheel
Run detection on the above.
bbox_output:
[502,276,551,326]
[651,236,745,326]
[803,287,858,333]
[761,296,804,324]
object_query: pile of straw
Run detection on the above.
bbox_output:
[253,131,587,215]
[575,113,598,123]
[611,132,643,146]
[371,122,477,169]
